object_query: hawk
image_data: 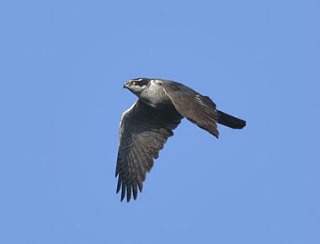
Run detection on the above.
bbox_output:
[116,78,246,202]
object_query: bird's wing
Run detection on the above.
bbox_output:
[159,81,220,138]
[116,100,182,202]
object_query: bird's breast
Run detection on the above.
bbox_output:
[140,83,172,108]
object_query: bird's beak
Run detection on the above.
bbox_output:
[123,81,130,89]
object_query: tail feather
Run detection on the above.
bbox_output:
[217,110,246,129]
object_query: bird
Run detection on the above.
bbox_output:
[116,78,246,202]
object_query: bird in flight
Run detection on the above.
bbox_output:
[116,78,246,202]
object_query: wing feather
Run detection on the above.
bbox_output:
[116,100,182,202]
[159,81,220,138]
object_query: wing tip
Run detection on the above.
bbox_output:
[116,180,144,202]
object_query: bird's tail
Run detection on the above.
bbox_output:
[217,110,246,129]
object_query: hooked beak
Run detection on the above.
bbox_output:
[123,81,130,89]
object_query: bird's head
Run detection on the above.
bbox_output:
[123,78,151,96]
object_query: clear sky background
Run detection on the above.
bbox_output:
[0,1,319,243]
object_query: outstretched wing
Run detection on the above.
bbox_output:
[116,100,182,202]
[159,81,220,138]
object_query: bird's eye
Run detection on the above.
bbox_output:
[131,81,136,86]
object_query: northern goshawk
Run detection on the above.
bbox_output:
[116,78,246,202]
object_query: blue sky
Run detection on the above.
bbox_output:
[0,0,319,243]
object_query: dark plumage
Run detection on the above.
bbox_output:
[116,78,246,202]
